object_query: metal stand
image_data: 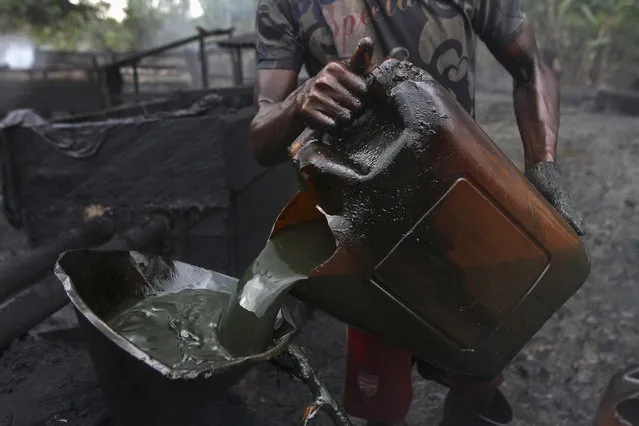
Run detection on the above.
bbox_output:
[274,343,352,426]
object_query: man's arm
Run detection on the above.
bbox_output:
[250,61,369,167]
[484,21,584,234]
[250,69,309,166]
[485,23,558,170]
[251,0,371,167]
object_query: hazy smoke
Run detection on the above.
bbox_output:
[140,0,257,49]
[0,35,35,69]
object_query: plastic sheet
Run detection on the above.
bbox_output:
[0,94,227,160]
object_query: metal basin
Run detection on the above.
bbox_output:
[55,250,296,426]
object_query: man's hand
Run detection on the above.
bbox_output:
[297,37,375,134]
[525,161,585,236]
[251,62,367,166]
[296,61,368,133]
[251,38,374,166]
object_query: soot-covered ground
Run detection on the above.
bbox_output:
[1,89,638,426]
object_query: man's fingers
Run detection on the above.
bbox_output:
[348,36,375,75]
[304,110,338,133]
[551,195,585,236]
[545,192,585,236]
[314,65,366,110]
[297,58,370,135]
[338,72,368,96]
[304,90,353,124]
[326,84,363,112]
[524,161,586,237]
[564,207,585,236]
[324,62,368,95]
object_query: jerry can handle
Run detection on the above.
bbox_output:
[288,37,377,160]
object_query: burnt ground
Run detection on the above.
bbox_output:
[1,89,639,426]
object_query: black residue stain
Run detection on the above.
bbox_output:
[296,58,453,261]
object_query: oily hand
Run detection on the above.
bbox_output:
[297,61,368,133]
[525,161,585,236]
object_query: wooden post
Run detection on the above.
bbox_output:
[231,48,244,86]
[92,55,110,109]
[198,32,209,89]
[132,60,140,96]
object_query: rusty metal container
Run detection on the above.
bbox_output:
[272,59,590,379]
[55,250,296,426]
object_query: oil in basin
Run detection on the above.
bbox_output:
[55,250,296,426]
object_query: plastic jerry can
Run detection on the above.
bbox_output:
[271,58,590,378]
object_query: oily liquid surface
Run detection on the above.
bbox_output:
[108,221,335,367]
[108,288,232,370]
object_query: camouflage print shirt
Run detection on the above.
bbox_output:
[255,0,527,116]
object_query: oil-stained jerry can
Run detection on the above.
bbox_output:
[272,58,590,379]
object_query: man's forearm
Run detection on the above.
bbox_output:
[512,55,560,169]
[493,25,584,234]
[490,24,561,169]
[250,79,313,166]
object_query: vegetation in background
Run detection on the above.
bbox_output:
[0,0,637,87]
[526,0,639,87]
[0,0,255,51]
[0,0,110,49]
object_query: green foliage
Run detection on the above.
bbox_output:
[0,0,242,50]
[527,0,639,85]
[528,0,639,49]
[0,0,105,29]
[119,0,168,49]
[114,0,256,50]
[0,0,109,48]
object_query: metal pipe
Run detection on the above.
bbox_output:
[0,216,115,304]
[0,275,69,351]
[108,27,234,69]
[0,215,170,350]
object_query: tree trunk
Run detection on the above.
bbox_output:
[588,28,612,87]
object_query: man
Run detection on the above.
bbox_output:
[249,0,585,425]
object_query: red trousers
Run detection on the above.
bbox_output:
[343,327,503,423]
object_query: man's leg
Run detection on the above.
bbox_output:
[416,361,513,426]
[344,327,413,426]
